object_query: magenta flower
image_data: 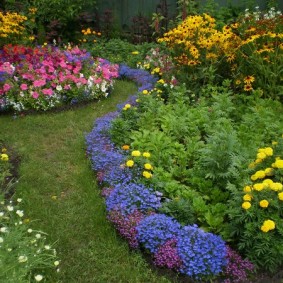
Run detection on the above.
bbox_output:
[3,83,11,92]
[42,88,53,96]
[33,79,46,87]
[32,91,39,99]
[20,84,28,91]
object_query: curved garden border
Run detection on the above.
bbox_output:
[85,65,229,281]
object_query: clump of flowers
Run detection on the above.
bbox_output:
[229,7,283,98]
[0,196,60,282]
[229,135,283,272]
[107,209,145,248]
[0,44,119,112]
[153,238,182,270]
[105,182,162,215]
[176,225,227,280]
[0,146,11,188]
[80,27,102,44]
[0,12,27,45]
[136,214,181,253]
[222,246,255,283]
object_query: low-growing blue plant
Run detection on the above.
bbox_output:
[106,182,162,215]
[118,64,158,92]
[136,214,181,253]
[176,225,227,280]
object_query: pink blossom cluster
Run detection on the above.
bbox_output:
[0,44,119,112]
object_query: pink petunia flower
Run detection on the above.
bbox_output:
[3,83,11,92]
[20,84,28,91]
[33,79,46,87]
[32,91,39,99]
[42,88,53,96]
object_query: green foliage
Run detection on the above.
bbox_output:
[4,0,97,43]
[159,198,197,226]
[84,38,158,68]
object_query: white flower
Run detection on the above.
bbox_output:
[56,85,62,91]
[7,205,13,211]
[16,210,24,217]
[27,228,33,233]
[44,245,50,250]
[54,260,60,266]
[34,274,43,281]
[17,198,22,203]
[0,237,3,243]
[0,227,8,233]
[18,255,28,263]
[35,233,41,239]
[0,212,4,217]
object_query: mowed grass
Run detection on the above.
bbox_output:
[0,80,173,283]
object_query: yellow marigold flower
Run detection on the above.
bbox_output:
[278,192,283,201]
[270,182,283,191]
[131,150,141,157]
[253,183,264,191]
[264,167,274,176]
[248,162,255,169]
[142,90,149,95]
[144,163,153,170]
[264,147,273,156]
[259,200,269,208]
[132,51,139,55]
[243,186,252,193]
[261,219,275,232]
[124,104,131,110]
[255,158,263,164]
[273,159,283,169]
[251,174,258,181]
[255,170,266,179]
[122,145,130,150]
[126,160,134,167]
[263,179,273,185]
[242,202,251,210]
[257,152,266,160]
[157,79,165,84]
[142,170,152,179]
[243,194,252,201]
[142,152,151,158]
[0,153,9,161]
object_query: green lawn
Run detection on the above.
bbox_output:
[0,80,174,283]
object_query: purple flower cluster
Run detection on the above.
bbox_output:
[153,238,182,270]
[136,214,181,253]
[118,64,158,92]
[223,246,255,283]
[107,209,145,248]
[106,182,162,214]
[176,225,227,279]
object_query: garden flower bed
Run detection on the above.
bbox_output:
[86,66,274,282]
[0,45,119,112]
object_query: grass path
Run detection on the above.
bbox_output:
[0,80,173,283]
